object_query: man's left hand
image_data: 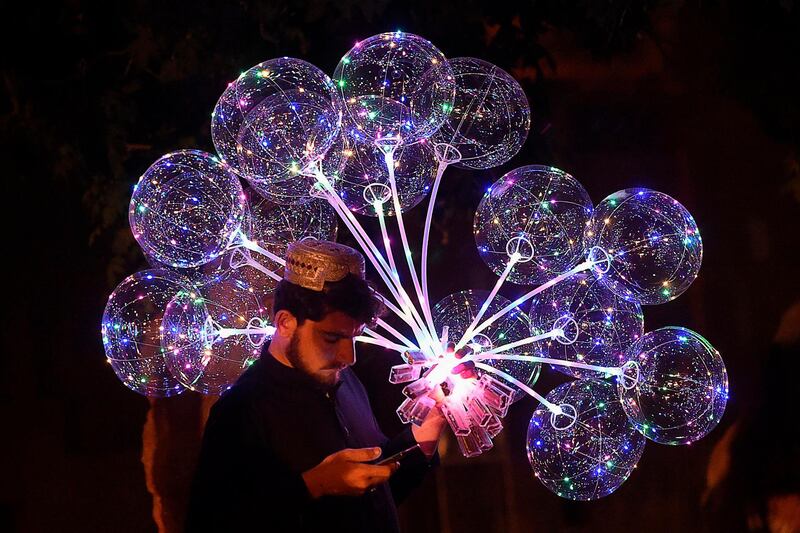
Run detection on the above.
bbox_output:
[409,344,478,458]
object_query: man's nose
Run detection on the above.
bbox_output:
[336,340,356,367]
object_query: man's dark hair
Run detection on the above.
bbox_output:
[272,273,386,326]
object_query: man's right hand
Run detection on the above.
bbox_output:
[301,447,398,499]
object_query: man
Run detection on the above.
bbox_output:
[185,240,446,532]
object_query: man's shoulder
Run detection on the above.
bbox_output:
[207,366,266,419]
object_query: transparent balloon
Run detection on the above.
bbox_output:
[145,250,253,294]
[333,137,436,216]
[529,272,644,378]
[246,187,338,271]
[433,290,540,393]
[250,115,353,206]
[129,150,246,268]
[143,192,275,300]
[618,327,728,445]
[238,92,340,203]
[434,57,530,169]
[527,378,646,500]
[140,177,336,307]
[212,58,341,202]
[334,31,455,146]
[162,274,271,395]
[319,129,353,181]
[475,165,593,286]
[101,270,190,397]
[585,188,703,305]
[279,129,354,205]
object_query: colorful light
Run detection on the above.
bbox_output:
[333,32,455,145]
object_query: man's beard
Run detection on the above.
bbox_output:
[285,333,342,387]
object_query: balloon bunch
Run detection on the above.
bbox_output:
[102,150,337,395]
[101,31,728,500]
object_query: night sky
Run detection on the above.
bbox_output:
[3,1,800,531]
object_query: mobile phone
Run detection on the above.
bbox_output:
[374,444,420,465]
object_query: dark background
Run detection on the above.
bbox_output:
[3,1,800,531]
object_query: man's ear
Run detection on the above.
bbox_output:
[274,309,298,338]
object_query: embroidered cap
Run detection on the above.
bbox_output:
[284,240,366,291]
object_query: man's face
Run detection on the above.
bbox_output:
[286,311,365,387]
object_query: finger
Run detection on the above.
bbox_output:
[357,464,395,482]
[446,341,455,353]
[368,462,400,477]
[455,346,474,359]
[460,369,477,379]
[428,384,445,403]
[451,360,475,374]
[366,464,399,493]
[338,447,382,462]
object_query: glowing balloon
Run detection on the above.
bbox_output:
[434,57,530,169]
[475,165,593,285]
[162,274,271,395]
[146,251,245,294]
[256,129,353,205]
[129,150,246,268]
[433,290,540,392]
[143,180,336,301]
[211,58,341,202]
[247,188,338,268]
[334,31,455,146]
[529,272,644,378]
[101,270,190,397]
[143,192,273,303]
[333,137,436,216]
[200,190,338,299]
[527,378,646,500]
[585,188,702,305]
[618,327,728,445]
[319,129,353,181]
